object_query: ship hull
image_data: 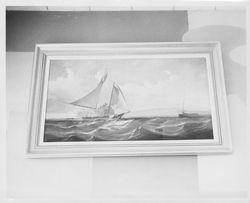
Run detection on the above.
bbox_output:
[178,112,201,118]
[81,113,125,120]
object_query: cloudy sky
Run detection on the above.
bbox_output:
[46,57,211,116]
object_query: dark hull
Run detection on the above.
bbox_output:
[81,113,124,120]
[178,112,211,118]
[178,112,200,118]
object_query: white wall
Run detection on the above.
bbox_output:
[183,10,248,193]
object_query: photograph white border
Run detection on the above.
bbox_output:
[27,42,232,157]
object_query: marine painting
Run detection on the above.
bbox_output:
[44,57,213,142]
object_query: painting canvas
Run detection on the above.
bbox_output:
[27,42,232,157]
[44,58,213,142]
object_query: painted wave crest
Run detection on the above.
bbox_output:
[44,116,213,142]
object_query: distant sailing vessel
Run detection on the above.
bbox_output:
[70,72,130,119]
[178,99,200,118]
[178,112,201,118]
[178,99,211,118]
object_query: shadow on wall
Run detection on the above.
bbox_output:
[183,25,246,103]
[6,11,188,52]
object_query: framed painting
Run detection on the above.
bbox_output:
[27,42,232,157]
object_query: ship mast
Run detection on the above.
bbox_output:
[107,83,130,117]
[107,82,115,115]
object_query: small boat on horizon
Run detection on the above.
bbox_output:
[178,112,201,118]
[178,98,210,118]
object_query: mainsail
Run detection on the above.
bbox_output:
[108,83,130,116]
[70,72,107,109]
[69,72,129,118]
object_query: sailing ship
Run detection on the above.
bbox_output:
[178,112,201,118]
[178,99,211,118]
[70,72,130,119]
[178,99,200,118]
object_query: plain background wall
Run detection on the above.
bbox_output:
[6,9,248,201]
[183,10,248,193]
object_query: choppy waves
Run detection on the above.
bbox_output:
[44,116,213,142]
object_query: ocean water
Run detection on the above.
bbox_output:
[44,116,213,142]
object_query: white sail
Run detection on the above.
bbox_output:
[70,72,107,109]
[108,83,130,116]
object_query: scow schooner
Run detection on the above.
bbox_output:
[70,72,130,119]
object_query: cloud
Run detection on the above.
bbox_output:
[48,68,98,103]
[121,77,184,111]
[46,57,211,115]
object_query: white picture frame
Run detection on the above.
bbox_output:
[27,42,232,157]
